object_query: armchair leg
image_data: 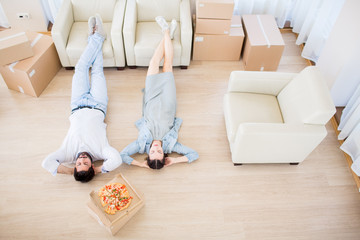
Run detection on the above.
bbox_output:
[180,65,188,70]
[290,162,299,165]
[117,67,125,71]
[129,66,137,69]
[65,67,74,70]
[233,163,243,166]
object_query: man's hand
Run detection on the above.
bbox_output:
[57,164,74,175]
[94,165,103,175]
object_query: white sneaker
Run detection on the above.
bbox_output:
[169,19,177,40]
[88,16,96,36]
[95,13,107,39]
[155,16,169,32]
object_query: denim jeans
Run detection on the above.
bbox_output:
[70,33,108,115]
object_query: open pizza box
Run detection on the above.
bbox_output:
[87,173,145,235]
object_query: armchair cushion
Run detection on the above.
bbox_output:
[66,22,114,65]
[134,22,181,66]
[136,0,180,22]
[278,67,336,125]
[224,93,283,143]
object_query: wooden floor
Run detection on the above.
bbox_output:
[1,31,360,239]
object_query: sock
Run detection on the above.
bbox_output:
[88,16,96,36]
[155,16,169,32]
[169,19,177,40]
[95,13,107,39]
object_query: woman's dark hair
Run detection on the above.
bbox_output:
[74,167,95,183]
[74,151,95,182]
[146,154,168,170]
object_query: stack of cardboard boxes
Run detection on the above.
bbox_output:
[0,29,61,97]
[192,0,244,61]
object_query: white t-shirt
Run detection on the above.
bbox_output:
[42,108,122,175]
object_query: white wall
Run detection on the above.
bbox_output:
[1,0,48,32]
[316,0,360,107]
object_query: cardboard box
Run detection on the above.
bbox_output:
[192,27,244,61]
[0,29,34,66]
[231,15,242,28]
[0,31,61,97]
[242,15,285,71]
[196,0,234,20]
[87,174,145,235]
[195,18,231,35]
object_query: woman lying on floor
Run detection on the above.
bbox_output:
[120,16,199,169]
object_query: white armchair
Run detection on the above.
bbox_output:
[123,0,192,68]
[223,66,336,165]
[51,0,126,69]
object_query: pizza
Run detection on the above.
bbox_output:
[98,183,132,215]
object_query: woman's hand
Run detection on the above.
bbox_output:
[165,156,188,167]
[131,160,150,169]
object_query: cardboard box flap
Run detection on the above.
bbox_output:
[0,31,28,50]
[196,0,234,20]
[229,27,244,36]
[231,15,242,27]
[12,32,52,71]
[89,174,144,227]
[243,14,285,46]
[0,29,34,65]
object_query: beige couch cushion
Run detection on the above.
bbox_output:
[66,22,114,61]
[136,0,180,22]
[134,22,181,66]
[72,0,117,22]
[224,92,283,143]
[278,66,335,124]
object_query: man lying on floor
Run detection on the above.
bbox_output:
[42,15,122,182]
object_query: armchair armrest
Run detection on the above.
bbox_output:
[228,71,296,96]
[111,0,126,67]
[180,0,192,66]
[232,123,327,163]
[51,0,74,67]
[123,0,137,66]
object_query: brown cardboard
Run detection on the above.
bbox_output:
[242,15,285,71]
[0,31,61,97]
[195,18,231,35]
[231,15,242,28]
[87,174,145,235]
[0,29,34,66]
[193,27,244,61]
[196,0,234,20]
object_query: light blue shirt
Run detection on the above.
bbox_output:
[120,117,199,164]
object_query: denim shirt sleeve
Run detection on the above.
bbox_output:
[171,142,199,163]
[120,140,141,165]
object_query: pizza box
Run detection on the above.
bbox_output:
[87,173,145,235]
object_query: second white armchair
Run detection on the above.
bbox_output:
[123,0,192,68]
[223,67,336,165]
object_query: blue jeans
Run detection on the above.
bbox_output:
[70,33,108,115]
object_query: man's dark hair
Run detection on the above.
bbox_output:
[74,151,95,183]
[74,167,95,183]
[146,154,168,170]
[76,152,93,161]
